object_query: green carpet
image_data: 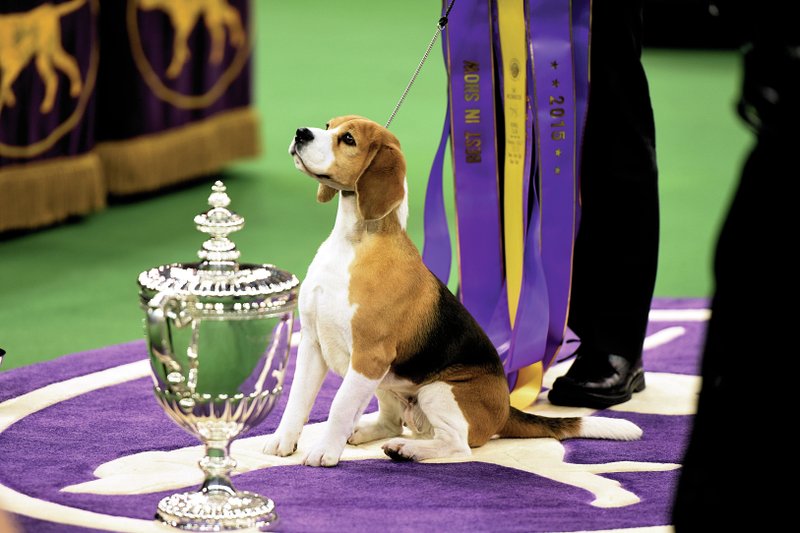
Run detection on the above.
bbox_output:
[0,1,749,371]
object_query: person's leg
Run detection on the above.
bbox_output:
[549,0,659,408]
[674,4,799,523]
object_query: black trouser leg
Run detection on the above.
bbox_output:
[567,0,660,361]
[673,4,798,525]
[673,131,791,527]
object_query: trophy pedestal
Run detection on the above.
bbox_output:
[156,490,277,531]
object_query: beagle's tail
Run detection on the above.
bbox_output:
[499,407,642,441]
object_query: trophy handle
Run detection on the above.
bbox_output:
[146,292,195,384]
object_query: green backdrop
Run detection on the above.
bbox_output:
[0,1,749,371]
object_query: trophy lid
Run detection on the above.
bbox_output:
[138,181,299,317]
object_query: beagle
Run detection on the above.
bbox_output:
[263,116,641,467]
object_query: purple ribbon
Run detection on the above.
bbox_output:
[423,0,591,390]
[572,0,592,232]
[529,0,581,368]
[442,0,504,329]
[422,102,452,284]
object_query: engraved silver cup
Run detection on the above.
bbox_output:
[138,181,299,531]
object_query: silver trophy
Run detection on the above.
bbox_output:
[138,181,299,531]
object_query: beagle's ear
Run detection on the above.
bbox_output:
[356,142,406,221]
[317,183,338,203]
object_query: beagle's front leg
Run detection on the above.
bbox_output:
[303,364,386,467]
[263,333,327,457]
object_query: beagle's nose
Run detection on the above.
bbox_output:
[295,128,314,144]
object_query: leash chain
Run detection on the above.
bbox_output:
[385,0,457,129]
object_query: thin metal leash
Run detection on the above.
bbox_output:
[385,0,457,129]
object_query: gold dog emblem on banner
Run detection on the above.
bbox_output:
[128,0,250,109]
[0,0,86,116]
[0,0,98,159]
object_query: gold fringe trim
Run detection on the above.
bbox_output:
[97,107,261,196]
[0,152,105,233]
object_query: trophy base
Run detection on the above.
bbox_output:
[156,490,278,531]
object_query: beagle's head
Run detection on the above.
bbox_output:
[289,115,407,221]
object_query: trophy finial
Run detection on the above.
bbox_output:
[208,180,231,209]
[194,180,244,265]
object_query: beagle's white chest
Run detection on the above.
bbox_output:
[299,233,358,378]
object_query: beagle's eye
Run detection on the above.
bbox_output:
[341,132,356,146]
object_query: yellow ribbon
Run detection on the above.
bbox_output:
[497,0,544,407]
[510,361,544,408]
[497,0,527,328]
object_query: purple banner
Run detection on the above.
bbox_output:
[0,0,99,165]
[95,0,252,142]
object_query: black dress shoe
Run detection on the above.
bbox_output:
[548,350,645,409]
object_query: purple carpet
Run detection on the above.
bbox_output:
[0,298,706,532]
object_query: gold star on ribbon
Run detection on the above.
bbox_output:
[551,60,558,69]
[555,167,561,175]
[552,79,559,88]
[555,149,562,157]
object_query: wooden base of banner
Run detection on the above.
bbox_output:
[98,107,261,196]
[0,153,106,233]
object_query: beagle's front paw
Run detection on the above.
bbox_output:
[262,430,300,457]
[302,441,343,467]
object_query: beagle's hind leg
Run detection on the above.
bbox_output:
[381,382,471,461]
[348,389,404,445]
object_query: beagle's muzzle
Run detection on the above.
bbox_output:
[264,115,641,467]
